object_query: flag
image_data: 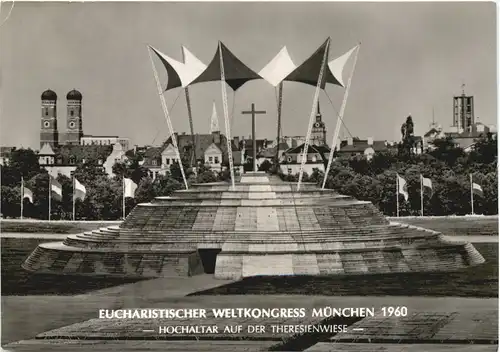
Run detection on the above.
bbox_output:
[74,178,86,201]
[22,186,33,203]
[50,176,63,200]
[397,174,408,201]
[422,176,433,191]
[472,182,484,197]
[123,178,137,198]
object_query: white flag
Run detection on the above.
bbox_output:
[472,182,483,197]
[397,174,409,201]
[74,178,86,201]
[50,176,63,200]
[422,176,432,191]
[123,178,137,198]
[23,187,33,203]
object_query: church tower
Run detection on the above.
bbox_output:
[40,89,59,149]
[65,89,83,145]
[311,102,326,146]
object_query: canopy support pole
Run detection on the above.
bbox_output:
[321,44,360,189]
[218,42,236,190]
[275,82,283,168]
[297,40,330,191]
[147,46,189,190]
[184,87,197,167]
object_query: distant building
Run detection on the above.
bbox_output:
[142,130,240,179]
[452,88,475,133]
[310,102,327,146]
[38,143,117,178]
[0,147,15,166]
[280,143,330,175]
[39,88,129,149]
[81,136,130,150]
[40,89,59,149]
[336,137,395,160]
[423,88,496,151]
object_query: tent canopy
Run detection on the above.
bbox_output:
[190,41,262,91]
[149,45,206,91]
[284,38,342,89]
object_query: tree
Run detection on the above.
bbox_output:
[469,133,497,165]
[1,186,20,218]
[8,148,42,180]
[430,136,465,166]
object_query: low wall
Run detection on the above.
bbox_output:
[389,215,498,236]
[1,216,497,236]
[0,220,121,234]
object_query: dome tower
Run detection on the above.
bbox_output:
[65,89,83,145]
[40,89,59,149]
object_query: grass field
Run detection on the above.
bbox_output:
[192,243,498,298]
[1,238,142,296]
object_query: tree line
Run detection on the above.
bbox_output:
[0,133,497,219]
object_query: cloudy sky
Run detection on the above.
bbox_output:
[0,2,496,149]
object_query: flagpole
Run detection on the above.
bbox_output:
[48,175,51,221]
[72,175,76,221]
[470,174,474,215]
[122,177,126,220]
[420,175,424,216]
[20,177,24,220]
[396,174,399,217]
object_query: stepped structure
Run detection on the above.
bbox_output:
[23,173,485,279]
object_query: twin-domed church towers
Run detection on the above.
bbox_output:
[40,89,83,148]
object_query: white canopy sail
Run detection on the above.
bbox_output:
[149,45,207,90]
[259,46,297,87]
[328,45,358,88]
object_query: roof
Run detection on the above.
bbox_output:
[142,147,162,168]
[338,140,388,153]
[284,143,329,160]
[41,89,57,101]
[424,128,441,137]
[239,139,268,150]
[66,89,82,100]
[39,145,113,165]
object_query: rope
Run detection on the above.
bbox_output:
[323,89,354,139]
[322,44,360,189]
[151,89,182,145]
[297,40,330,191]
[147,47,188,190]
[0,0,15,27]
[218,42,236,189]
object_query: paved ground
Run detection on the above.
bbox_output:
[305,344,499,351]
[1,275,233,344]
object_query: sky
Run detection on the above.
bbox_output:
[0,1,497,150]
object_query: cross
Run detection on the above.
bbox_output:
[242,103,266,172]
